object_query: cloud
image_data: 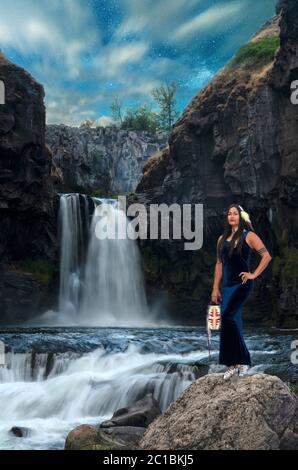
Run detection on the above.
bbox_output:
[0,0,101,81]
[0,0,276,126]
[171,1,248,42]
[114,0,201,41]
[96,115,114,127]
[93,42,150,78]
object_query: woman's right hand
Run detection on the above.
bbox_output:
[211,288,222,304]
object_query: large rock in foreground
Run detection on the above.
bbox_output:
[138,373,298,450]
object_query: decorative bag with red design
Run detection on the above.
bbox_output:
[206,302,221,358]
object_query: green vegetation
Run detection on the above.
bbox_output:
[109,80,180,132]
[91,188,106,198]
[90,188,120,199]
[289,380,298,397]
[17,259,55,286]
[273,249,297,285]
[271,228,298,328]
[228,36,280,69]
[79,81,181,132]
[80,119,95,128]
[273,245,298,286]
[121,105,158,133]
[151,81,180,131]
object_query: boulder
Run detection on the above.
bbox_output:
[64,424,145,450]
[9,426,31,438]
[100,393,161,428]
[138,373,298,450]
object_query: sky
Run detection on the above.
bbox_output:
[0,0,277,126]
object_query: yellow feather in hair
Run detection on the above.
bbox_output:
[240,210,250,223]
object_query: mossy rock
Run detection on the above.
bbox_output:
[65,425,127,450]
[289,381,298,398]
[169,269,185,284]
[273,246,298,286]
[141,247,160,281]
[15,259,55,286]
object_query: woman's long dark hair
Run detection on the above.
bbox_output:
[217,204,255,261]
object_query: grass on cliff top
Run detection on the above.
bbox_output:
[228,36,280,70]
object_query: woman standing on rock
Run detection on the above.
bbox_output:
[211,204,272,380]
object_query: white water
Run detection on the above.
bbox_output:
[58,194,89,316]
[0,194,179,449]
[81,199,150,325]
[0,344,207,450]
[38,194,168,327]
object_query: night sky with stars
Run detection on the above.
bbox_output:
[0,0,277,126]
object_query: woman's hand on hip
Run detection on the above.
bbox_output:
[239,271,255,283]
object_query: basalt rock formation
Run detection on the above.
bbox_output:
[127,0,298,327]
[0,53,58,323]
[46,124,168,194]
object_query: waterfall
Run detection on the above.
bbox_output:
[81,199,149,325]
[58,194,90,316]
[56,194,152,326]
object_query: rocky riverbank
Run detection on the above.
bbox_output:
[65,373,298,450]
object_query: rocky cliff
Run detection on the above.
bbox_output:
[127,0,298,327]
[46,124,168,194]
[0,53,58,323]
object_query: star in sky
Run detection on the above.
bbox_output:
[0,0,277,126]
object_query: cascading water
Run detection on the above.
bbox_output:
[0,326,293,450]
[58,194,90,316]
[56,194,157,327]
[81,199,150,325]
[0,193,183,450]
[0,327,218,450]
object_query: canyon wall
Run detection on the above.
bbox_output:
[128,1,298,327]
[46,124,168,194]
[0,53,58,323]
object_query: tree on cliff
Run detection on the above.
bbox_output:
[79,119,95,128]
[110,94,123,127]
[120,105,158,133]
[151,81,180,131]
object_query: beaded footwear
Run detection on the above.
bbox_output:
[223,366,238,380]
[238,365,249,377]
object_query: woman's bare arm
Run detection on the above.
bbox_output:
[246,232,272,279]
[212,236,223,302]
